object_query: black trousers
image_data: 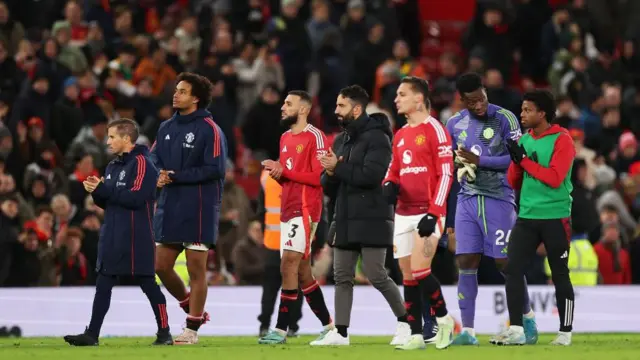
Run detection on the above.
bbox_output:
[258,249,303,330]
[505,217,575,331]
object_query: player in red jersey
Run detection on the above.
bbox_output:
[384,76,456,350]
[258,90,334,345]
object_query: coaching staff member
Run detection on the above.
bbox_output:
[64,119,172,346]
[316,85,409,346]
[496,89,575,346]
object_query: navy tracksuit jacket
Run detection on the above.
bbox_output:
[151,109,227,246]
[93,144,159,276]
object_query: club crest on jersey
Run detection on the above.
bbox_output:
[402,150,412,164]
[183,132,195,148]
[285,157,293,170]
[116,170,126,186]
[296,144,304,153]
[415,134,426,146]
[483,127,495,139]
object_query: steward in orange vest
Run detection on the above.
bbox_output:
[257,169,303,335]
[259,169,281,250]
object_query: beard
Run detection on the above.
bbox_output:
[280,115,298,128]
[338,111,356,128]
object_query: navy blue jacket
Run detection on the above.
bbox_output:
[151,109,227,245]
[93,145,159,276]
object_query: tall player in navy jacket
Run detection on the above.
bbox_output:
[152,72,227,344]
[64,119,172,346]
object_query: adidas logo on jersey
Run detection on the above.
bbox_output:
[560,251,568,259]
[165,134,170,140]
[282,146,287,153]
[106,174,111,179]
[397,139,404,147]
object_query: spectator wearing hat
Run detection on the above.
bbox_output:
[615,131,640,174]
[18,116,62,166]
[594,220,632,284]
[52,20,88,74]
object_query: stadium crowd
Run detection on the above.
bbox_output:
[0,0,639,289]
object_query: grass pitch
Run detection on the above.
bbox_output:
[1,334,638,360]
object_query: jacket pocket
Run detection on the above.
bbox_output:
[346,192,391,220]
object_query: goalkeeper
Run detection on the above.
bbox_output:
[444,73,537,346]
[499,89,575,346]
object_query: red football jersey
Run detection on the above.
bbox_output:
[384,116,454,216]
[279,124,328,223]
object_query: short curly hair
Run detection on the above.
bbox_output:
[523,89,556,123]
[456,72,483,94]
[176,72,214,109]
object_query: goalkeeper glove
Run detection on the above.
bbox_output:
[382,181,400,205]
[455,155,477,183]
[457,163,477,183]
[506,139,527,164]
[417,214,438,237]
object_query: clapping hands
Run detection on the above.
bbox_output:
[261,159,283,180]
[157,170,174,188]
[319,148,342,175]
[83,176,103,193]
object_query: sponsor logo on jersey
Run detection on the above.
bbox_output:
[285,157,293,170]
[438,144,453,157]
[400,166,428,176]
[509,129,522,141]
[402,150,412,164]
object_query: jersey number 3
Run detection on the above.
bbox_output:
[288,224,299,238]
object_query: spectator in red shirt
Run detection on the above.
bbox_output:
[594,221,632,284]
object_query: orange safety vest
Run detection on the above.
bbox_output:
[261,170,281,250]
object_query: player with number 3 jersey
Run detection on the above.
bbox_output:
[258,90,334,345]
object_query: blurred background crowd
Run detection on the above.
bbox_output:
[1,0,639,289]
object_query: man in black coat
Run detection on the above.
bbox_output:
[314,85,409,346]
[63,119,172,346]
